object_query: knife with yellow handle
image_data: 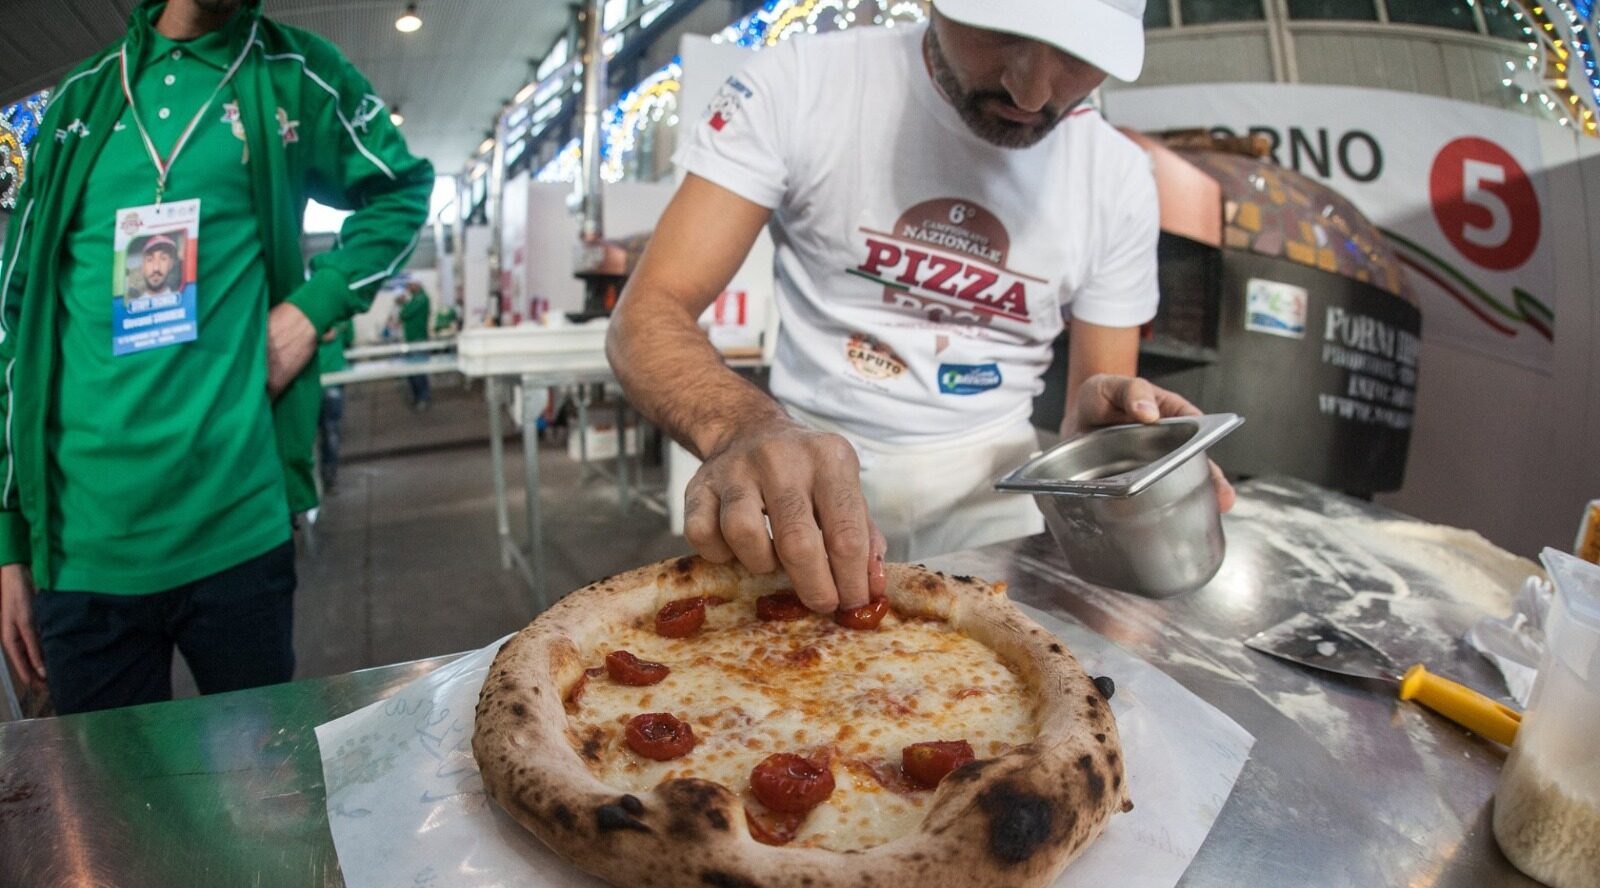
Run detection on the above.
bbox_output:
[1397,663,1521,745]
[1245,613,1522,745]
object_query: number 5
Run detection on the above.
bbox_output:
[1460,159,1510,249]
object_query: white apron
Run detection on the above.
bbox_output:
[788,405,1045,562]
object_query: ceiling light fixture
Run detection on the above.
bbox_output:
[395,3,422,33]
[390,106,405,126]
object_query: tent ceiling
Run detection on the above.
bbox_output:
[0,0,571,172]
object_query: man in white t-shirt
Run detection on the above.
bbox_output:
[607,0,1233,612]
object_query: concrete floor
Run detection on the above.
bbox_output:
[188,377,687,693]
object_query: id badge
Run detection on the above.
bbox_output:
[112,199,200,356]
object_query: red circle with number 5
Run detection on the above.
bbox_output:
[1428,137,1539,271]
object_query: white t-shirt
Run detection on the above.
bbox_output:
[677,23,1160,446]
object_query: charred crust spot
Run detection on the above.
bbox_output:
[662,778,726,810]
[1093,675,1116,700]
[661,779,732,837]
[921,575,939,591]
[953,574,974,583]
[1113,774,1123,790]
[1076,755,1106,802]
[550,802,577,831]
[1049,642,1064,654]
[580,726,606,762]
[1085,694,1099,708]
[674,556,697,573]
[978,782,1056,865]
[596,803,651,833]
[944,758,994,785]
[700,872,760,888]
[1094,733,1106,743]
[1107,751,1119,767]
[619,794,645,816]
[510,702,528,718]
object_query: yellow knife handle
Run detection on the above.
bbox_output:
[1398,664,1522,745]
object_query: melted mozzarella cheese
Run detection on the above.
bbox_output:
[566,601,1037,851]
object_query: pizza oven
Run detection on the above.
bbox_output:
[1035,132,1422,498]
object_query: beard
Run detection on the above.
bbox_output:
[924,29,1072,150]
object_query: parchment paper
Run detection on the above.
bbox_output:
[316,604,1253,887]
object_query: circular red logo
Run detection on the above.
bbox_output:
[1428,137,1539,271]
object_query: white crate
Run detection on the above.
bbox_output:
[568,421,641,462]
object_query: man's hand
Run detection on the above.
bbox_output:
[684,419,887,614]
[0,563,46,692]
[1068,374,1235,512]
[267,303,319,399]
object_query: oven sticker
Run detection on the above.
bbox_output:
[1245,278,1308,339]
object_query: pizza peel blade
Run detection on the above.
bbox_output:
[1244,612,1521,744]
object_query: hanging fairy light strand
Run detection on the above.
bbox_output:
[1499,0,1599,136]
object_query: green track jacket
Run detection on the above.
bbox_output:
[0,0,434,579]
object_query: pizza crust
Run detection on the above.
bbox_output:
[473,556,1129,888]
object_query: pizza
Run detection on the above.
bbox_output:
[473,556,1129,888]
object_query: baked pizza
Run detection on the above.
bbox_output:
[473,556,1128,888]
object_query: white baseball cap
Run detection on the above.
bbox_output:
[931,0,1147,82]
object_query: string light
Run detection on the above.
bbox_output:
[1500,1,1598,133]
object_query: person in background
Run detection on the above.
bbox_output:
[399,280,432,411]
[0,0,433,713]
[433,301,460,337]
[317,319,354,494]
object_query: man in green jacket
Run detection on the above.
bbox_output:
[0,0,433,713]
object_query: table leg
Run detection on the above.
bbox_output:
[616,398,630,514]
[486,376,511,570]
[0,656,21,721]
[577,388,591,482]
[522,374,547,609]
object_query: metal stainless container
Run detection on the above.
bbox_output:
[996,414,1243,598]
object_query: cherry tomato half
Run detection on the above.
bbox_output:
[749,752,836,813]
[745,806,805,846]
[655,597,707,638]
[624,712,697,761]
[901,740,976,789]
[605,650,670,686]
[834,597,890,630]
[757,592,809,622]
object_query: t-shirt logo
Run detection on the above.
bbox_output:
[845,332,907,381]
[707,77,752,132]
[937,363,1003,395]
[849,198,1040,329]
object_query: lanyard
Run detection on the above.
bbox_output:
[118,18,258,204]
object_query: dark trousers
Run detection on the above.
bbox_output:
[33,541,297,715]
[319,385,345,483]
[406,373,430,406]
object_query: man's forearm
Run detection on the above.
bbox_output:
[1062,321,1140,434]
[607,294,788,460]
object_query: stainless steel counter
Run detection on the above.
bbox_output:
[0,478,1539,887]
